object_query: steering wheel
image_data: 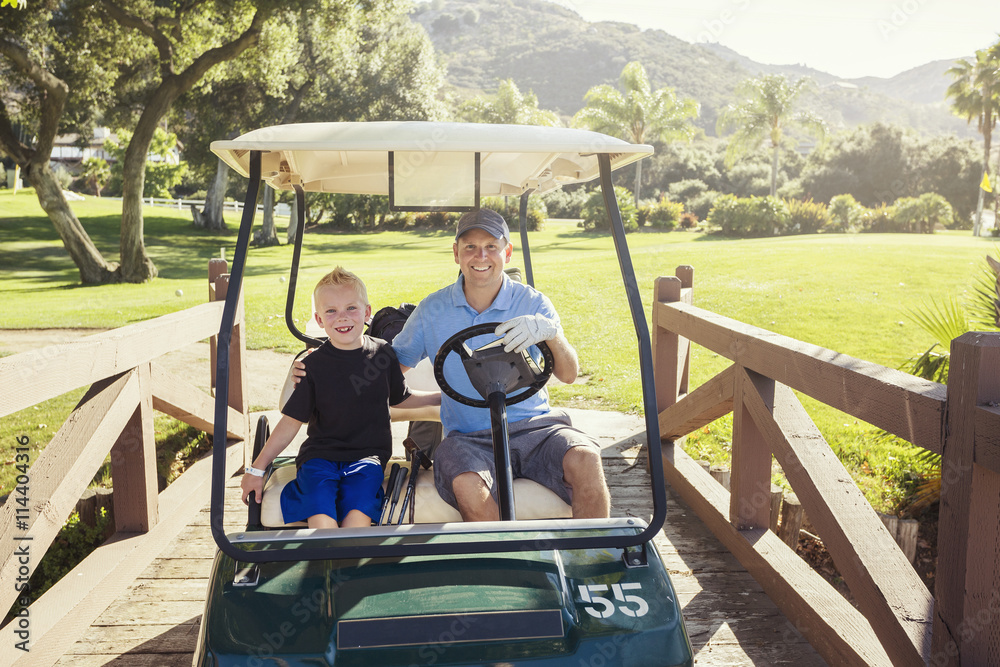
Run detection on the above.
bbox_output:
[433,323,554,409]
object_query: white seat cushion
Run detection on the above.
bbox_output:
[259,463,571,528]
[260,465,307,528]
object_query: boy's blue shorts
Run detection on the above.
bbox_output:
[279,457,383,524]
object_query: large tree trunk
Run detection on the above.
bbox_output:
[28,162,120,284]
[200,157,229,230]
[633,160,643,203]
[255,185,279,246]
[0,35,119,285]
[974,115,992,236]
[119,117,158,282]
[989,128,997,234]
[770,142,780,198]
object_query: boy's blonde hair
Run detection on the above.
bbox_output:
[314,267,369,305]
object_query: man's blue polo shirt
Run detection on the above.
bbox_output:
[393,273,559,435]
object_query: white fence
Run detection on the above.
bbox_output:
[113,196,291,217]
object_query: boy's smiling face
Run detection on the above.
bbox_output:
[314,284,371,350]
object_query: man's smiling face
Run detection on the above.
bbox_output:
[453,227,512,293]
[314,284,371,350]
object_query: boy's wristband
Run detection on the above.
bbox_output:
[244,465,266,477]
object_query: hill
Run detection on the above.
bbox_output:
[412,0,974,138]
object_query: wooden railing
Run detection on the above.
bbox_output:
[653,266,1000,667]
[0,260,247,621]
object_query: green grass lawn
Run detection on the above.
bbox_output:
[2,187,997,512]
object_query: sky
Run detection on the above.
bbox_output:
[549,0,999,79]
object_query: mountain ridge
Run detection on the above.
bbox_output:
[412,0,973,138]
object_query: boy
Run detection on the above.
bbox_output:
[240,267,439,528]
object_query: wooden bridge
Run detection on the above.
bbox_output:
[2,262,998,666]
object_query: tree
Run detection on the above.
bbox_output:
[946,45,1000,236]
[103,127,187,198]
[0,3,120,284]
[717,74,825,198]
[459,79,560,126]
[799,123,913,206]
[175,2,446,243]
[95,0,277,282]
[798,123,980,223]
[79,157,110,197]
[573,61,698,201]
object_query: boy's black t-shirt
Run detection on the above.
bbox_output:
[282,336,410,468]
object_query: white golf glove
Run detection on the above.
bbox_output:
[495,314,559,353]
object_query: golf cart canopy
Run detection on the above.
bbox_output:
[210,121,652,201]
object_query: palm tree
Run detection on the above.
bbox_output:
[717,74,825,198]
[946,45,1000,236]
[459,79,560,127]
[573,61,698,201]
[897,248,999,516]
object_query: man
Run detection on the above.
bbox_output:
[390,208,610,521]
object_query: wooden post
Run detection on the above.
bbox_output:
[215,273,248,444]
[731,367,775,529]
[110,364,158,532]
[652,266,693,418]
[709,465,731,491]
[208,257,228,393]
[77,489,97,527]
[933,332,1000,665]
[877,512,899,541]
[779,492,803,549]
[769,484,783,533]
[897,519,918,564]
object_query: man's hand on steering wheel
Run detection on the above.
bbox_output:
[434,323,554,408]
[495,314,559,353]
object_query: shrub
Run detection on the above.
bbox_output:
[541,186,589,219]
[858,204,896,233]
[641,197,684,231]
[679,212,699,229]
[686,189,722,221]
[412,210,456,229]
[480,196,546,232]
[891,193,952,233]
[785,198,830,235]
[707,194,788,237]
[706,194,738,234]
[581,186,637,232]
[51,164,74,190]
[667,178,708,201]
[381,210,415,230]
[827,194,864,233]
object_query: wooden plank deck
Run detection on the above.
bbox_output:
[49,411,826,666]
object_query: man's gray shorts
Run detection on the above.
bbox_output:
[433,409,600,509]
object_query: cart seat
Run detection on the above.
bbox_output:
[259,462,572,527]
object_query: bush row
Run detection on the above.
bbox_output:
[707,192,955,237]
[309,194,547,232]
[301,188,959,238]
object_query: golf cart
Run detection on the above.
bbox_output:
[194,122,693,666]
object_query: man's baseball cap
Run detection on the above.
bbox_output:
[455,208,510,244]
